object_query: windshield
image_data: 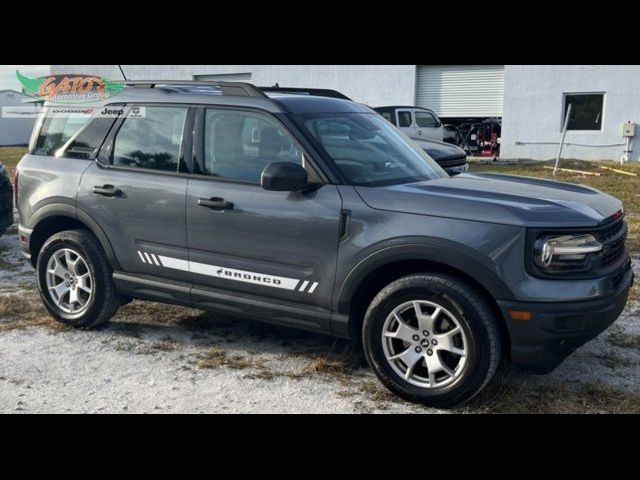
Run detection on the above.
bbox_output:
[297,112,447,186]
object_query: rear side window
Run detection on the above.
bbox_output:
[380,111,396,126]
[397,111,413,128]
[33,113,90,156]
[112,106,187,172]
[61,117,116,159]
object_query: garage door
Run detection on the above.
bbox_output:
[416,65,504,118]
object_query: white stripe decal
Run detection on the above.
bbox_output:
[147,253,318,293]
[143,252,153,264]
[157,255,189,271]
[138,251,146,263]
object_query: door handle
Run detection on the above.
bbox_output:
[93,185,121,197]
[198,197,234,211]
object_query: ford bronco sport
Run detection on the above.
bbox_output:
[16,81,634,408]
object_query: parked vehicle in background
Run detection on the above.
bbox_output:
[375,107,467,175]
[413,138,468,175]
[15,82,634,408]
[374,106,443,142]
[0,161,13,237]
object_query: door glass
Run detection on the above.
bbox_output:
[203,109,304,183]
[112,106,187,172]
[34,112,90,156]
[380,111,396,125]
[415,111,440,128]
[397,111,413,128]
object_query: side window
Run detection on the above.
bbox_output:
[380,111,396,126]
[112,106,187,172]
[61,117,116,159]
[397,111,413,128]
[203,109,304,183]
[33,112,90,156]
[415,111,440,128]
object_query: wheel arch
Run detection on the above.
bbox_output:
[28,204,120,270]
[336,244,513,357]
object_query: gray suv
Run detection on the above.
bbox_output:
[16,82,634,408]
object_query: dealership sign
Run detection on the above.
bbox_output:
[16,70,125,103]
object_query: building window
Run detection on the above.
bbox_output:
[563,93,604,131]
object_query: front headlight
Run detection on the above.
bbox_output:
[534,234,602,273]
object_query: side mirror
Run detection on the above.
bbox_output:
[261,162,309,192]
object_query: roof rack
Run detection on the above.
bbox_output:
[259,86,351,100]
[123,80,267,98]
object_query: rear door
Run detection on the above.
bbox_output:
[184,107,343,329]
[77,105,191,285]
[396,109,417,138]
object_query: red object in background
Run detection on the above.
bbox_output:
[478,122,501,157]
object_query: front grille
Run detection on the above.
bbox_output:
[596,220,627,268]
[594,219,625,243]
[436,155,467,168]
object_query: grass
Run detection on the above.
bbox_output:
[0,293,66,332]
[470,159,640,252]
[464,380,640,414]
[607,330,640,350]
[0,146,27,179]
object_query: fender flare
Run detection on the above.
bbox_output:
[335,240,515,314]
[28,203,121,270]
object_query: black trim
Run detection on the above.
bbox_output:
[335,240,515,315]
[179,107,195,174]
[112,271,333,334]
[113,271,191,306]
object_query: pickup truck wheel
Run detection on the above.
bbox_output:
[36,229,121,328]
[362,274,501,408]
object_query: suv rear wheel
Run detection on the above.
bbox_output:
[36,229,121,328]
[362,273,501,408]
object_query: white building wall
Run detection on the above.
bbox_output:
[501,65,640,162]
[51,65,417,107]
[0,90,36,146]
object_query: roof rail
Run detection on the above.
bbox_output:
[122,80,267,98]
[259,86,351,100]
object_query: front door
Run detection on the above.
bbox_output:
[184,108,343,328]
[414,110,444,141]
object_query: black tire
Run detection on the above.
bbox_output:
[362,273,501,408]
[36,229,121,328]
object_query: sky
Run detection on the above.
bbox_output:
[0,65,50,91]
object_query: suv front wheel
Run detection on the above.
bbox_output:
[362,273,501,408]
[36,229,121,328]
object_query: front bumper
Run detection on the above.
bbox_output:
[497,260,634,373]
[445,163,469,175]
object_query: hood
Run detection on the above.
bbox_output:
[355,173,623,228]
[412,139,466,160]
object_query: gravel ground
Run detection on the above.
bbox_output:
[1,228,639,414]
